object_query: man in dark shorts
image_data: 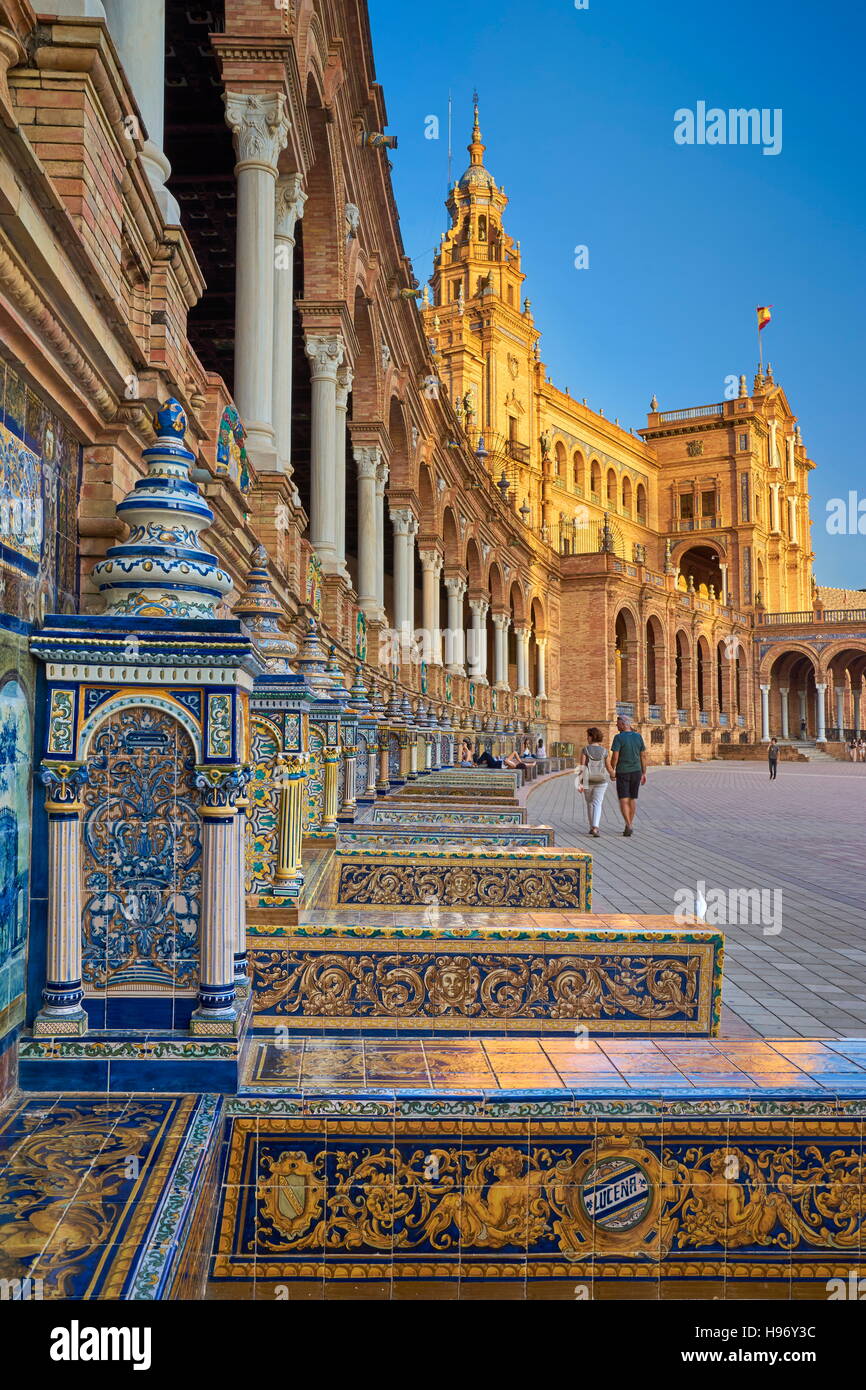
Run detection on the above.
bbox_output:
[610,715,647,837]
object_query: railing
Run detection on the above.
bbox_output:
[823,609,866,624]
[657,404,725,422]
[548,516,626,559]
[670,516,723,532]
[506,439,531,464]
[760,610,817,625]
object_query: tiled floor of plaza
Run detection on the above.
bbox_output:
[524,761,866,1039]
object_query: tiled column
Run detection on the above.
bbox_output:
[334,365,353,580]
[340,744,357,819]
[759,684,771,742]
[492,612,510,690]
[444,577,466,673]
[224,92,290,472]
[33,762,90,1036]
[192,766,243,1034]
[354,446,380,616]
[366,741,378,796]
[322,747,340,833]
[273,753,307,901]
[377,731,390,792]
[273,175,306,479]
[305,333,345,573]
[233,769,253,998]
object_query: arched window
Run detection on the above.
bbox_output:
[636,482,647,522]
[478,215,487,242]
[606,468,617,505]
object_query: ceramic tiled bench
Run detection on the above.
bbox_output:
[331,844,591,910]
[248,917,723,1036]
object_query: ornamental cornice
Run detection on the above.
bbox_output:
[0,240,116,420]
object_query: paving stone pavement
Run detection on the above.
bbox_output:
[525,760,866,1040]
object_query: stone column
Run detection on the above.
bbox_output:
[321,747,341,833]
[334,365,353,580]
[515,626,531,696]
[192,766,243,1034]
[33,762,90,1036]
[399,732,412,781]
[492,613,510,690]
[273,753,307,902]
[770,483,780,532]
[104,0,179,223]
[468,599,488,682]
[835,684,846,736]
[305,334,345,572]
[779,687,789,740]
[409,735,419,778]
[854,687,862,737]
[788,495,797,543]
[273,175,306,478]
[224,92,290,472]
[759,684,771,742]
[419,549,443,664]
[815,683,827,742]
[444,577,467,673]
[340,744,357,819]
[798,687,808,734]
[354,446,380,616]
[391,508,416,646]
[536,637,548,699]
[375,459,389,616]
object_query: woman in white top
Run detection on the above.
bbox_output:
[579,727,614,837]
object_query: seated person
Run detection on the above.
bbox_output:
[458,740,476,767]
[520,738,536,761]
[502,750,526,769]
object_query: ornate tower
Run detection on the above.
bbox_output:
[422,99,539,450]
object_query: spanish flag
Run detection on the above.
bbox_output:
[756,305,772,331]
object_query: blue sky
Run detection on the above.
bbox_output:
[367,0,866,589]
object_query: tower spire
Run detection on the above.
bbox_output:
[468,90,485,167]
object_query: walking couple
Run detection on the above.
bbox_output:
[578,715,647,838]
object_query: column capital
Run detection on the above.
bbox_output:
[305,332,345,380]
[354,444,381,479]
[336,362,354,409]
[444,575,467,598]
[375,459,389,489]
[275,173,307,240]
[418,548,443,573]
[390,506,418,536]
[469,597,489,619]
[224,90,290,173]
[779,687,789,696]
[514,624,531,638]
[195,764,244,814]
[536,635,549,650]
[759,683,771,693]
[815,682,827,692]
[39,760,89,812]
[492,611,511,630]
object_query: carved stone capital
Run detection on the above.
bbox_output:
[354,445,381,480]
[304,332,345,380]
[390,506,418,537]
[224,90,290,172]
[418,548,443,574]
[336,363,354,409]
[275,173,307,239]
